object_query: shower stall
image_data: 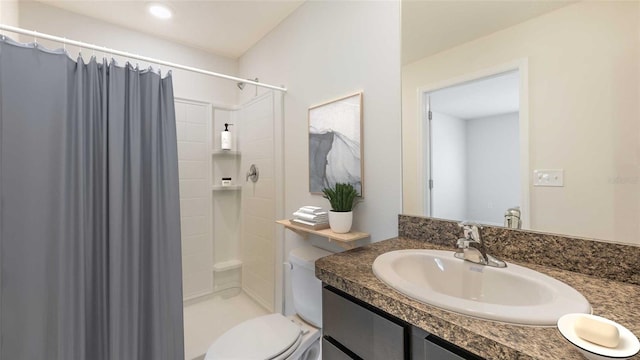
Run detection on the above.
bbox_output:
[176,91,285,359]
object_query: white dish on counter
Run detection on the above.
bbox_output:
[557,313,640,360]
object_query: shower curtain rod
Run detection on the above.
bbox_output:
[0,24,287,92]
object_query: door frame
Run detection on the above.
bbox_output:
[414,59,530,228]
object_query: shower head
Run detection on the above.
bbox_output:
[237,78,258,91]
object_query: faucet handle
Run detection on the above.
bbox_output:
[458,221,483,229]
[457,221,483,242]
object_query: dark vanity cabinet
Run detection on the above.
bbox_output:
[322,285,483,360]
[322,285,408,359]
[411,327,484,360]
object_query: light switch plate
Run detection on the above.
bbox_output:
[533,169,564,187]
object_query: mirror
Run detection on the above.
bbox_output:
[426,71,521,227]
[401,1,640,245]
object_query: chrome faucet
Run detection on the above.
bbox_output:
[454,222,506,268]
[504,206,522,229]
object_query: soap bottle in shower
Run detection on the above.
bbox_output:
[221,123,233,150]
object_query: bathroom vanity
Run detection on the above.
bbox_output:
[315,216,640,360]
[323,285,482,360]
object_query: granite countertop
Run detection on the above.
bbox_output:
[315,237,640,360]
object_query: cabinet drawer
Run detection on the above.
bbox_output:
[322,338,356,360]
[412,326,484,360]
[323,286,406,360]
[423,336,469,360]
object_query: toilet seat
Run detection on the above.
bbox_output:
[271,333,302,360]
[205,313,302,360]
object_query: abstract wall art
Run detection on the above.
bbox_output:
[308,92,363,196]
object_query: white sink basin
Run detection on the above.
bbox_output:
[372,249,591,326]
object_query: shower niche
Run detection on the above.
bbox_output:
[211,107,243,297]
[212,151,241,191]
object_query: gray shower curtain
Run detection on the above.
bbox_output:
[0,38,184,359]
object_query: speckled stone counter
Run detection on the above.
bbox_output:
[398,215,640,285]
[315,236,640,359]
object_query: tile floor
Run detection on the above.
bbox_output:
[184,291,270,360]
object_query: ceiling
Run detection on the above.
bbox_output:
[402,1,572,65]
[429,70,519,120]
[35,0,304,59]
[32,1,571,64]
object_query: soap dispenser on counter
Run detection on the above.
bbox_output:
[221,123,233,150]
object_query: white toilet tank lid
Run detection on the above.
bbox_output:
[289,246,333,270]
[205,313,301,360]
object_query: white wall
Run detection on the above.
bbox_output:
[431,112,467,221]
[466,112,519,225]
[16,2,238,105]
[402,1,640,244]
[239,0,402,314]
[0,0,19,26]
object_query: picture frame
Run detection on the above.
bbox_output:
[308,92,363,196]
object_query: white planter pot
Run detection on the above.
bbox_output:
[329,211,353,234]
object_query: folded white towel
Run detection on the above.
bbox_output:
[292,218,329,226]
[298,206,324,215]
[293,211,328,221]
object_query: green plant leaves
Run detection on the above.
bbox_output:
[321,183,360,212]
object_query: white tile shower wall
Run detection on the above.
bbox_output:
[176,100,214,300]
[240,92,276,311]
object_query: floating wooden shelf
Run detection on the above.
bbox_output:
[212,185,242,191]
[276,219,369,250]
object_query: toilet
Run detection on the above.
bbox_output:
[204,246,332,360]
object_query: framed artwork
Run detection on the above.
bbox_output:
[308,92,363,196]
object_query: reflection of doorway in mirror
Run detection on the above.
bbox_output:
[424,70,523,227]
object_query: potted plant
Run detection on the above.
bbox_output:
[322,182,360,233]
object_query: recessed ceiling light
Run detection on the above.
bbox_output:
[148,3,173,20]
